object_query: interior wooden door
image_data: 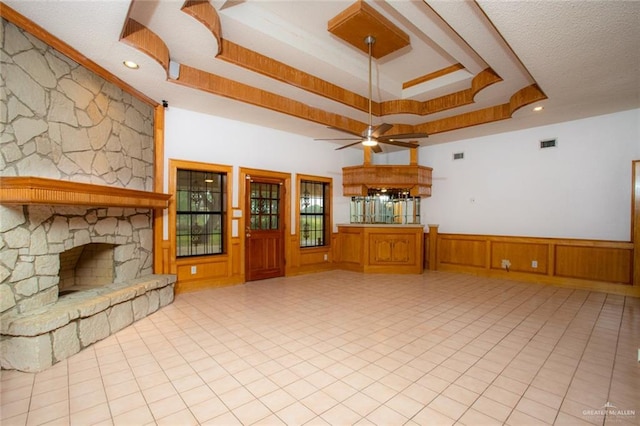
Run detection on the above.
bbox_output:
[245,176,285,281]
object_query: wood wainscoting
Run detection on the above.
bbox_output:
[424,231,636,296]
[287,234,335,276]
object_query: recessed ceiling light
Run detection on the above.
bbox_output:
[123,60,139,70]
[533,106,544,112]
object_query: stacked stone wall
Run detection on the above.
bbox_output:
[0,19,155,188]
[0,19,157,315]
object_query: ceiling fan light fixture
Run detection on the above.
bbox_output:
[362,137,378,147]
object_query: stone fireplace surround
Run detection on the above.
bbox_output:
[0,16,176,372]
[0,180,175,372]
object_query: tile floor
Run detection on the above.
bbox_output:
[1,270,639,426]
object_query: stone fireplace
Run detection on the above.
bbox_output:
[0,18,175,372]
[0,200,175,372]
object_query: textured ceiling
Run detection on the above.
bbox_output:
[3,0,639,150]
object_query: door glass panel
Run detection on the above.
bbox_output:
[250,182,281,230]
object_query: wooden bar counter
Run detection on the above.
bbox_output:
[337,224,425,274]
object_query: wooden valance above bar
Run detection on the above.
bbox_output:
[0,177,171,209]
[342,165,433,197]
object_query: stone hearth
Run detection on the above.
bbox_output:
[1,274,175,372]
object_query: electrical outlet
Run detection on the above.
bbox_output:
[323,254,328,261]
[190,266,197,275]
[531,260,538,268]
[501,259,511,269]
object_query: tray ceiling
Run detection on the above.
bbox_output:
[3,0,639,149]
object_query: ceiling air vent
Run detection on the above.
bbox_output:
[540,138,557,149]
[453,152,464,160]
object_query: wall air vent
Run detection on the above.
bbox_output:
[453,152,464,160]
[540,138,557,149]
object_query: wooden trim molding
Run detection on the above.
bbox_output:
[218,41,503,119]
[153,105,166,274]
[120,18,170,75]
[420,83,546,135]
[219,39,371,114]
[0,177,171,209]
[174,63,369,136]
[173,62,543,138]
[633,160,640,286]
[380,68,503,116]
[403,63,465,90]
[168,159,236,289]
[0,2,156,106]
[181,0,222,55]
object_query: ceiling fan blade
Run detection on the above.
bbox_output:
[378,139,421,148]
[378,132,429,140]
[335,141,365,150]
[371,144,383,153]
[371,123,393,138]
[314,138,361,141]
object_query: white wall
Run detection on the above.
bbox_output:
[163,107,362,236]
[165,107,639,242]
[414,109,640,241]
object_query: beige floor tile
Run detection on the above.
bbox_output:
[472,395,513,423]
[189,396,228,423]
[506,409,553,426]
[24,400,69,426]
[428,394,468,420]
[260,388,297,413]
[111,405,155,426]
[156,408,199,426]
[148,394,187,420]
[458,408,504,425]
[515,396,559,424]
[68,402,111,426]
[4,271,636,426]
[275,401,316,425]
[385,393,424,419]
[320,403,362,424]
[411,406,456,426]
[365,404,409,425]
[108,391,147,417]
[232,399,272,425]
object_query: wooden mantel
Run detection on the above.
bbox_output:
[0,177,171,209]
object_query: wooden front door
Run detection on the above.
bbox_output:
[245,176,285,281]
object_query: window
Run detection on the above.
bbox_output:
[176,169,226,257]
[299,177,331,248]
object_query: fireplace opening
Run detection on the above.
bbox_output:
[58,243,116,295]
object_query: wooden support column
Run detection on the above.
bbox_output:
[409,146,418,166]
[633,160,640,286]
[153,104,166,275]
[428,224,439,270]
[363,145,372,166]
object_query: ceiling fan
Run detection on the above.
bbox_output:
[316,35,428,152]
